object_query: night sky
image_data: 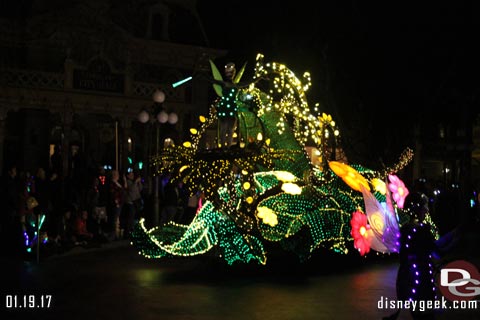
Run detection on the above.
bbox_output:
[198,1,477,109]
[197,0,479,165]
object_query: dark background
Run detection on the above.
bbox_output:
[197,0,479,166]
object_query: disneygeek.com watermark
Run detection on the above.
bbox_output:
[378,260,479,312]
[377,296,477,312]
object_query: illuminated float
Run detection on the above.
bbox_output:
[131,53,436,265]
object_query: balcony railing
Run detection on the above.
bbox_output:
[1,68,64,89]
[1,68,185,103]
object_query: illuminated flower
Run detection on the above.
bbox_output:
[281,182,302,195]
[272,171,297,182]
[321,112,332,123]
[371,178,387,195]
[328,161,371,192]
[350,211,371,256]
[257,207,278,227]
[388,174,409,209]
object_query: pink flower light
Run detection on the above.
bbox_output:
[350,211,371,256]
[388,174,409,209]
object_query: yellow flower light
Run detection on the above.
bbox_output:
[328,161,371,192]
[199,115,206,123]
[272,171,297,182]
[243,182,251,190]
[190,128,198,135]
[281,183,302,195]
[371,178,387,195]
[257,206,278,227]
[183,141,192,148]
[321,113,332,123]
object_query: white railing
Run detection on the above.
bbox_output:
[1,68,64,89]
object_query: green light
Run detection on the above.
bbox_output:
[172,76,192,88]
[39,214,46,229]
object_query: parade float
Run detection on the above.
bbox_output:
[131,53,437,265]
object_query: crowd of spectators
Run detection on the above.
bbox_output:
[0,162,200,260]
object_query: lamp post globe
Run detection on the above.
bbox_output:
[153,89,166,103]
[168,112,178,125]
[138,110,150,123]
[157,111,169,123]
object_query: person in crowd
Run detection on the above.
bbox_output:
[86,175,110,241]
[184,189,201,224]
[33,168,51,214]
[73,209,94,244]
[55,209,75,250]
[160,175,179,224]
[55,207,76,251]
[1,165,20,254]
[109,170,126,240]
[432,188,464,236]
[96,166,109,207]
[50,144,63,177]
[17,171,30,218]
[22,196,50,257]
[32,167,54,240]
[48,171,64,240]
[124,171,143,237]
[432,188,478,265]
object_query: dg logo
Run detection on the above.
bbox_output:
[438,260,480,301]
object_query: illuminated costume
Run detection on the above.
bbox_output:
[216,62,238,148]
[383,192,437,320]
[397,193,436,318]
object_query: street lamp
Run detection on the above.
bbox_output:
[153,89,166,104]
[137,89,178,227]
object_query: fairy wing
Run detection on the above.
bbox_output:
[360,185,400,253]
[209,59,224,97]
[233,62,247,84]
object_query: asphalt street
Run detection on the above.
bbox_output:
[1,242,479,320]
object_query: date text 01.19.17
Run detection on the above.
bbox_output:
[5,295,52,309]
